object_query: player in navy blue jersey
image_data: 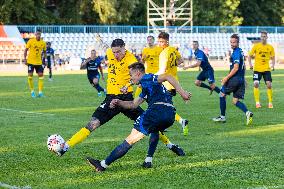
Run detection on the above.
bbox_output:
[86,62,191,171]
[82,50,106,96]
[213,34,253,125]
[183,41,220,95]
[45,42,55,81]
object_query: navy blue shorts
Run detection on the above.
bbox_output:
[27,64,44,74]
[197,69,215,84]
[88,74,100,84]
[134,104,175,135]
[221,77,245,99]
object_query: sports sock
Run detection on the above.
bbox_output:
[66,127,91,147]
[38,76,44,93]
[49,69,52,79]
[267,89,273,103]
[254,87,260,103]
[220,96,226,116]
[200,82,211,90]
[134,86,142,98]
[213,86,221,93]
[147,132,159,157]
[175,113,182,123]
[94,84,104,92]
[235,101,248,113]
[105,140,132,166]
[28,76,34,92]
[159,132,170,145]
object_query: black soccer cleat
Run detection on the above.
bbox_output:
[86,157,105,172]
[170,145,185,156]
[142,161,152,168]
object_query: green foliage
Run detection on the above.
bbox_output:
[0,71,284,188]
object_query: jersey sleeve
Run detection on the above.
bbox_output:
[127,53,138,66]
[195,51,203,62]
[176,50,181,59]
[232,51,241,64]
[26,39,32,48]
[249,45,256,56]
[43,42,47,51]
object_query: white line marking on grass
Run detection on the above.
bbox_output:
[245,185,284,189]
[0,108,55,116]
[0,182,31,189]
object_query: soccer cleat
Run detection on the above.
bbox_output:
[256,103,261,109]
[142,161,152,168]
[86,157,105,172]
[268,103,273,109]
[212,116,226,123]
[48,78,53,81]
[170,145,185,156]
[31,91,36,98]
[181,119,189,136]
[38,92,44,98]
[246,111,253,126]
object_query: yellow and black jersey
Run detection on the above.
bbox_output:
[26,38,46,65]
[249,43,275,72]
[142,46,163,74]
[106,48,137,95]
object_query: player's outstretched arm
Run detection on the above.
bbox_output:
[81,58,91,67]
[183,60,201,70]
[110,97,145,109]
[158,74,191,102]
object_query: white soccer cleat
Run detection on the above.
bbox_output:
[246,111,253,126]
[212,116,226,123]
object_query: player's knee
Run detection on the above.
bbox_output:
[38,73,44,77]
[85,117,100,132]
[266,82,272,89]
[253,81,259,88]
[195,80,201,86]
[232,98,238,105]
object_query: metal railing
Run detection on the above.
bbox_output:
[17,25,284,34]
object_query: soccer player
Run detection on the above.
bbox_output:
[57,39,185,157]
[213,34,253,125]
[81,49,106,97]
[45,42,55,81]
[156,32,189,136]
[183,41,221,95]
[86,62,191,171]
[248,31,275,108]
[24,29,46,98]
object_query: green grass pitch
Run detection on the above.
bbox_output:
[0,70,284,189]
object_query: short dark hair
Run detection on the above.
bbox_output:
[192,41,199,44]
[111,39,125,48]
[46,42,51,45]
[36,29,42,33]
[260,31,268,35]
[147,35,154,40]
[128,62,145,73]
[230,34,239,42]
[158,32,169,41]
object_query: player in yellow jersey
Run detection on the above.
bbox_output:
[24,29,46,98]
[54,39,185,162]
[155,32,189,136]
[248,31,275,108]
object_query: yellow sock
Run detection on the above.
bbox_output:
[159,131,170,145]
[28,76,34,91]
[175,113,182,122]
[38,77,44,93]
[267,89,273,103]
[66,127,91,148]
[254,87,260,103]
[134,86,142,98]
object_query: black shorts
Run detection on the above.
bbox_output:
[92,93,144,125]
[133,104,175,135]
[27,64,44,74]
[88,74,100,84]
[197,69,215,84]
[221,77,245,99]
[168,89,176,96]
[253,71,272,82]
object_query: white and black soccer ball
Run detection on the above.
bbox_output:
[47,134,65,154]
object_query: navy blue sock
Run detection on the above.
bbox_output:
[200,83,211,90]
[235,101,248,113]
[214,86,220,93]
[147,132,159,157]
[105,140,132,165]
[220,96,226,116]
[94,84,104,92]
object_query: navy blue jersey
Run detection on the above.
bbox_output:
[230,47,245,80]
[86,56,103,75]
[194,49,212,71]
[139,74,173,107]
[46,47,54,63]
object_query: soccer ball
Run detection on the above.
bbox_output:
[47,134,65,154]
